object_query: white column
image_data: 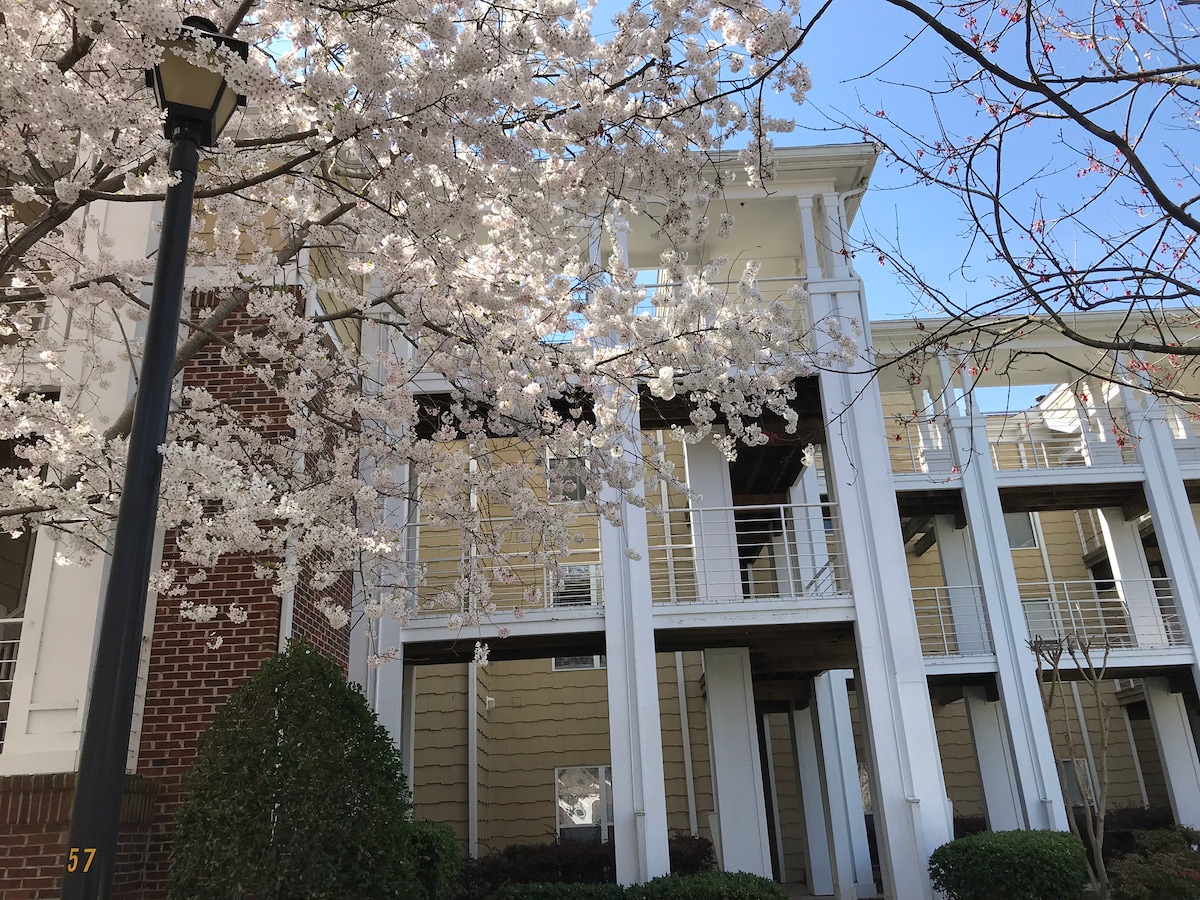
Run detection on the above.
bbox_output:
[600,403,671,884]
[931,516,989,654]
[1098,507,1169,647]
[685,439,741,603]
[946,399,1070,832]
[797,196,824,282]
[1143,677,1200,828]
[703,647,772,878]
[792,704,834,896]
[788,464,829,592]
[813,671,875,900]
[820,192,851,279]
[811,283,952,900]
[963,686,1023,831]
[1119,380,1200,691]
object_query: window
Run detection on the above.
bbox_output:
[550,563,599,607]
[556,766,614,843]
[1061,758,1096,807]
[548,457,588,503]
[552,655,606,671]
[1004,512,1039,549]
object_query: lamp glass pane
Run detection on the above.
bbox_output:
[212,85,239,138]
[157,42,224,111]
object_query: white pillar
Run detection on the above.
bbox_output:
[963,686,1023,831]
[685,439,742,603]
[946,396,1070,832]
[1098,507,1170,647]
[931,516,989,654]
[797,196,824,282]
[813,671,875,900]
[703,647,772,878]
[788,464,829,591]
[792,704,834,896]
[1119,380,1200,691]
[1143,678,1200,828]
[600,403,671,884]
[811,283,953,900]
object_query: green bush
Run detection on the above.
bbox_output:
[928,830,1088,900]
[667,832,717,874]
[630,872,787,900]
[492,884,626,900]
[1111,827,1200,900]
[490,872,784,900]
[169,641,415,900]
[463,840,616,896]
[405,820,462,900]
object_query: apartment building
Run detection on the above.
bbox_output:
[3,143,1200,899]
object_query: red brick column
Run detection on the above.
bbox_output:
[0,774,157,900]
[129,288,350,897]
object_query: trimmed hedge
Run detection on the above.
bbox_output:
[667,833,717,875]
[465,833,714,895]
[928,830,1088,900]
[169,641,415,900]
[1111,827,1200,900]
[462,840,616,897]
[493,885,626,900]
[492,872,784,900]
[404,820,462,900]
[634,872,786,899]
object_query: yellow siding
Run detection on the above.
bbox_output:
[412,664,471,846]
[767,711,807,884]
[932,700,985,819]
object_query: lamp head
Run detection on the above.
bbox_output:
[146,16,249,147]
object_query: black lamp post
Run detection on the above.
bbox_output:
[61,17,247,900]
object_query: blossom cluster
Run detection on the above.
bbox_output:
[0,0,831,643]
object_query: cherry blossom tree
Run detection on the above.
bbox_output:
[0,0,833,636]
[846,0,1200,402]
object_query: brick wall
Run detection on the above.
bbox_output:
[127,287,347,897]
[0,774,156,900]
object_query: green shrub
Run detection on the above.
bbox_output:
[928,830,1088,900]
[492,884,626,900]
[667,832,717,874]
[463,840,616,896]
[490,872,785,900]
[405,820,462,900]
[630,872,787,900]
[1111,827,1200,900]
[1102,807,1177,865]
[169,641,415,900]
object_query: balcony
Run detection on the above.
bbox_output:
[413,516,603,618]
[1019,579,1187,651]
[986,409,1134,471]
[914,585,992,659]
[0,616,20,751]
[887,405,1136,478]
[648,502,849,606]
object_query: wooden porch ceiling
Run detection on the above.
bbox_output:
[999,482,1148,518]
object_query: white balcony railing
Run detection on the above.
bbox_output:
[648,502,849,604]
[913,585,993,658]
[987,409,1134,470]
[0,616,21,750]
[886,416,953,476]
[0,298,51,345]
[887,407,1136,476]
[414,519,603,617]
[1020,579,1186,650]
